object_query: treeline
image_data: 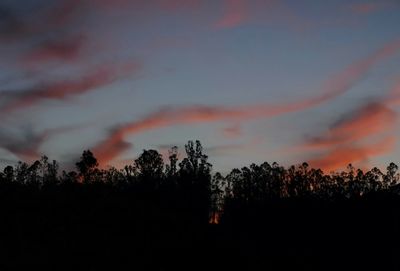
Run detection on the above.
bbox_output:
[0,140,399,270]
[2,140,400,220]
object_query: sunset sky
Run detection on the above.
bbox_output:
[0,0,399,173]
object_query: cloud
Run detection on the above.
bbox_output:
[205,142,256,157]
[0,1,90,80]
[351,3,381,15]
[0,1,82,42]
[214,0,248,29]
[349,2,392,15]
[308,136,396,172]
[0,123,91,162]
[304,38,400,105]
[0,61,140,115]
[157,0,201,11]
[45,0,85,27]
[22,35,86,64]
[386,80,400,106]
[0,6,33,41]
[86,0,201,12]
[223,123,242,138]
[92,39,400,165]
[297,78,400,172]
[302,102,396,150]
[0,129,47,160]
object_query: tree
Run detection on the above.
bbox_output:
[60,170,79,184]
[385,162,399,187]
[15,161,29,185]
[76,150,99,183]
[178,140,212,225]
[165,146,178,178]
[3,165,14,183]
[135,149,164,180]
[179,140,211,179]
[37,155,59,185]
[210,172,225,224]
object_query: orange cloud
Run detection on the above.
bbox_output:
[0,62,139,115]
[298,77,400,172]
[302,102,396,150]
[93,39,400,165]
[91,100,380,165]
[308,136,396,172]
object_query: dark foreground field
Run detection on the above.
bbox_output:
[0,189,398,270]
[0,142,399,270]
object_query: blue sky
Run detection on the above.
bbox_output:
[0,0,399,173]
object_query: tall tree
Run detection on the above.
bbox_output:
[135,149,164,180]
[76,150,98,183]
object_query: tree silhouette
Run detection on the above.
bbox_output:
[165,146,178,178]
[135,149,164,180]
[0,140,398,269]
[76,149,98,183]
[3,165,13,182]
[176,140,212,224]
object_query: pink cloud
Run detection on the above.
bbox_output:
[223,123,242,138]
[386,79,400,106]
[45,0,85,27]
[308,136,396,172]
[92,39,400,165]
[307,38,400,105]
[350,2,387,15]
[0,61,140,115]
[214,0,248,29]
[302,102,396,150]
[295,77,400,172]
[22,35,86,64]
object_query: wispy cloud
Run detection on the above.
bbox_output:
[0,61,140,115]
[308,136,396,172]
[45,0,84,27]
[214,0,248,29]
[0,125,79,161]
[386,79,400,106]
[0,129,47,160]
[22,35,86,64]
[157,0,201,11]
[92,38,400,165]
[301,102,396,150]
[305,38,400,105]
[349,2,395,15]
[0,1,81,42]
[297,78,400,172]
[222,123,242,138]
[0,5,34,41]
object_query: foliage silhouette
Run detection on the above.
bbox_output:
[0,140,399,270]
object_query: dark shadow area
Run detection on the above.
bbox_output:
[0,141,398,270]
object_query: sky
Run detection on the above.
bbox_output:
[0,0,399,173]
